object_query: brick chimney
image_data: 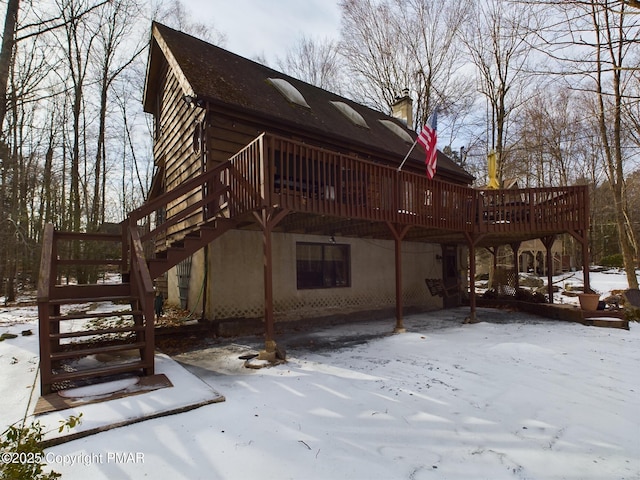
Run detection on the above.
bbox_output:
[391,89,413,127]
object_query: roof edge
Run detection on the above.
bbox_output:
[143,22,196,113]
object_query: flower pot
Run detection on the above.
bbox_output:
[578,293,600,311]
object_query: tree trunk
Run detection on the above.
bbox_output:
[0,0,19,134]
[591,1,639,288]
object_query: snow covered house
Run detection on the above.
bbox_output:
[140,21,593,344]
[36,22,591,393]
[141,23,476,333]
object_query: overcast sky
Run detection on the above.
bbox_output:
[180,0,342,63]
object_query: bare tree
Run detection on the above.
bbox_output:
[49,0,101,235]
[461,0,539,187]
[113,74,153,218]
[276,36,344,94]
[0,0,20,136]
[398,0,473,128]
[154,0,226,44]
[340,0,415,112]
[339,0,473,131]
[1,0,63,300]
[0,0,170,294]
[89,0,147,230]
[510,86,586,188]
[538,0,640,288]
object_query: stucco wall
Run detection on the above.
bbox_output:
[166,230,445,322]
[166,248,208,316]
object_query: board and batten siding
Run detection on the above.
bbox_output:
[206,115,263,166]
[154,63,206,239]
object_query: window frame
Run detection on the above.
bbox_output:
[296,242,351,290]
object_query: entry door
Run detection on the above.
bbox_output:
[442,245,461,308]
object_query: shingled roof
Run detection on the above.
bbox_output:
[144,22,473,183]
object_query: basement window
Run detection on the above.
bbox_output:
[379,119,413,143]
[267,78,310,108]
[296,242,350,289]
[330,101,369,128]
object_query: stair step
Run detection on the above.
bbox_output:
[51,342,147,361]
[49,295,134,306]
[148,258,168,270]
[51,361,150,384]
[50,310,142,322]
[51,325,146,339]
[50,283,131,301]
[147,218,237,278]
[153,246,186,261]
[173,234,206,248]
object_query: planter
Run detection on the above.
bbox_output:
[578,293,600,311]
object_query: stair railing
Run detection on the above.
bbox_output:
[128,224,155,373]
[37,223,56,392]
[127,134,265,253]
[36,223,144,393]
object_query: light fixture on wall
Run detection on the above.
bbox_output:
[182,94,205,108]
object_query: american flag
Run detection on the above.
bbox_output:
[417,111,438,179]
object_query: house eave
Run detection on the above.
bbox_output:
[143,22,196,114]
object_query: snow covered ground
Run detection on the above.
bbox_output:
[0,270,639,479]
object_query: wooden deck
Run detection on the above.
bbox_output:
[148,133,588,247]
[476,298,629,330]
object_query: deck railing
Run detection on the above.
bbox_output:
[129,132,587,246]
[127,134,266,250]
[262,134,588,235]
[475,186,588,234]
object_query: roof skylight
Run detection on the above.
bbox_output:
[267,78,310,108]
[330,101,369,128]
[379,119,414,143]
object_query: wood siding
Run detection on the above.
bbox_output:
[154,63,206,239]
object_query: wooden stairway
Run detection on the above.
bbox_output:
[37,135,267,394]
[37,226,156,394]
[147,218,236,280]
[37,219,235,394]
[41,284,150,386]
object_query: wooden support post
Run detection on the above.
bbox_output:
[484,246,497,290]
[120,217,129,280]
[253,207,290,359]
[542,236,556,303]
[568,229,591,294]
[263,222,274,351]
[581,235,591,294]
[386,222,411,333]
[464,233,484,323]
[468,241,477,323]
[510,242,521,290]
[394,236,404,332]
[37,224,55,394]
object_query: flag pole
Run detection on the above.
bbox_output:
[397,138,418,172]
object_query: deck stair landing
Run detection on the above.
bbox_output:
[476,298,629,330]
